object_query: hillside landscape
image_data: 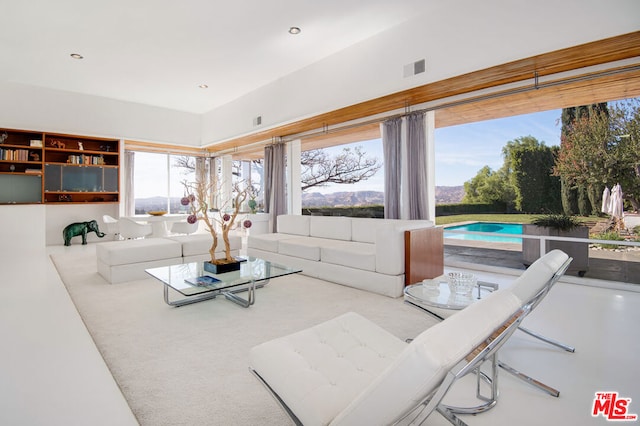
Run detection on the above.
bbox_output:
[301,186,464,207]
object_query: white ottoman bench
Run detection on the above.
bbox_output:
[96,238,183,284]
[167,233,242,262]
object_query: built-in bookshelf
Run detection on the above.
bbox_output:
[43,133,119,204]
[0,128,120,204]
[0,129,44,203]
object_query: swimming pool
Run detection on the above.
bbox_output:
[444,222,523,243]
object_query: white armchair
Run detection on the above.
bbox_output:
[102,214,120,239]
[170,220,198,235]
[118,218,152,239]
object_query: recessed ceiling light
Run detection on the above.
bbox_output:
[198,84,209,89]
[70,53,84,59]
[288,27,301,35]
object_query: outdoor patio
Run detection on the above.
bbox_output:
[444,239,640,285]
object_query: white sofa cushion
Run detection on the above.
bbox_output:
[96,238,182,266]
[167,233,242,257]
[277,214,310,236]
[278,237,325,261]
[310,216,351,241]
[248,233,299,252]
[320,240,376,272]
[351,218,381,243]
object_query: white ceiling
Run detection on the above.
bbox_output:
[1,0,434,114]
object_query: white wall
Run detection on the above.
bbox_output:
[0,81,201,146]
[46,204,119,246]
[202,0,640,144]
[0,205,46,254]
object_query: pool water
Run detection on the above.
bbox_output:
[444,222,523,243]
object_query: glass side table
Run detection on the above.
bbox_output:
[404,277,499,320]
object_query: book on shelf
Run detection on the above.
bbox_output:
[24,169,42,174]
[184,275,221,286]
[1,148,30,161]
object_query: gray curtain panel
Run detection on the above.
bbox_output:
[382,117,402,219]
[264,144,287,232]
[406,111,429,219]
[263,147,273,214]
[124,150,135,216]
[208,157,217,209]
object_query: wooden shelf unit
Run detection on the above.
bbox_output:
[0,128,120,205]
[43,133,120,204]
[0,129,44,203]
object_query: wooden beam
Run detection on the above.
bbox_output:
[207,31,640,154]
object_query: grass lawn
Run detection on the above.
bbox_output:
[435,214,599,226]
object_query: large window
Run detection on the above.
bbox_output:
[133,152,201,214]
[231,159,264,211]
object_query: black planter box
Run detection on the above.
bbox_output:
[203,260,242,274]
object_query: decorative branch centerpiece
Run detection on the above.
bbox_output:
[181,179,252,274]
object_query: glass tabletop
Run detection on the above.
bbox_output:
[145,257,302,297]
[404,278,498,310]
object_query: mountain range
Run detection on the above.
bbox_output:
[134,186,466,212]
[301,186,465,207]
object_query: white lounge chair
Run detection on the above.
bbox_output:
[249,250,573,425]
[250,291,523,425]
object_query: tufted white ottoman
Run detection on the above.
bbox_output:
[96,238,183,284]
[166,233,242,262]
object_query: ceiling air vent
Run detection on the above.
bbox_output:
[403,59,426,78]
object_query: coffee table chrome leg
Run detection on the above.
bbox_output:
[222,279,257,308]
[163,284,218,307]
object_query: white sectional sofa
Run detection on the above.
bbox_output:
[97,233,242,284]
[247,215,437,298]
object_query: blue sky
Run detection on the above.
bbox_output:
[314,109,563,193]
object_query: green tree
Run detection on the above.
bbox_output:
[608,99,640,210]
[554,100,640,213]
[557,103,609,215]
[462,166,509,205]
[502,136,561,213]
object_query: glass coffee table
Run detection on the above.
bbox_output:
[404,276,499,320]
[146,257,301,308]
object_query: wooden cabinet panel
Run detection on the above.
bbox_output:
[404,227,444,285]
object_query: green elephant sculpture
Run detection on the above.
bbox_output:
[63,220,106,246]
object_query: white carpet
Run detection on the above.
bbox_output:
[51,251,438,426]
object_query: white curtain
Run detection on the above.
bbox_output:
[264,143,286,232]
[381,112,430,220]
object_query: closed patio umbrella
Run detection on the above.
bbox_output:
[610,183,624,229]
[601,186,611,214]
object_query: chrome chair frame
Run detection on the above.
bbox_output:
[497,257,573,397]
